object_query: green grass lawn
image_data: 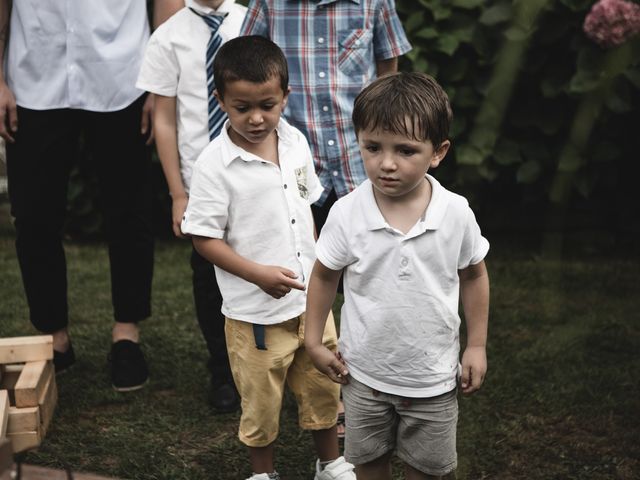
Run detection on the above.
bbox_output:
[1,207,639,479]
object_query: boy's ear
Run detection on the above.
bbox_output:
[281,86,291,107]
[214,90,226,112]
[430,140,450,168]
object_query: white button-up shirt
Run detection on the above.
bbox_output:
[316,176,490,398]
[182,118,323,325]
[6,0,150,111]
[136,0,247,190]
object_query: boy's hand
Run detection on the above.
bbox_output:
[0,81,18,143]
[307,345,349,384]
[460,345,487,394]
[254,265,305,299]
[171,195,189,238]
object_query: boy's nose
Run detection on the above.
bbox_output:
[249,112,263,125]
[381,155,396,170]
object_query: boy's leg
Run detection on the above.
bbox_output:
[190,246,238,412]
[225,317,300,474]
[405,464,457,480]
[395,390,458,478]
[6,107,78,341]
[355,452,393,480]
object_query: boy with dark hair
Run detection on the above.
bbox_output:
[136,0,247,412]
[305,72,491,480]
[181,36,356,480]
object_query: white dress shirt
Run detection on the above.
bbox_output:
[136,0,247,191]
[6,0,150,111]
[316,175,490,398]
[182,118,323,325]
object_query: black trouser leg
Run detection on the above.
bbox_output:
[86,97,154,323]
[190,246,232,381]
[6,107,79,333]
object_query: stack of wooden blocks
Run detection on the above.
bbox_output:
[0,336,57,459]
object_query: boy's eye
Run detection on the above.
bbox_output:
[235,106,248,113]
[400,148,416,156]
[365,145,380,153]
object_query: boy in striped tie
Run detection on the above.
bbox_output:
[136,0,246,412]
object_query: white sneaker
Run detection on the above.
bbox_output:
[314,456,356,480]
[245,474,277,480]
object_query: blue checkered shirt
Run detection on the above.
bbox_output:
[241,0,411,205]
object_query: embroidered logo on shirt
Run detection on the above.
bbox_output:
[295,166,309,199]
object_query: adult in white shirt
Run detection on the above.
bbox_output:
[0,0,184,391]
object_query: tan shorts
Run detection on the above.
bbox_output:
[225,313,340,447]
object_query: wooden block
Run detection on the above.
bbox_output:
[14,361,52,408]
[0,438,12,475]
[7,406,40,434]
[0,336,53,364]
[7,430,41,453]
[38,371,56,437]
[0,390,8,437]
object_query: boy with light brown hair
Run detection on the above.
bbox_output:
[305,72,490,480]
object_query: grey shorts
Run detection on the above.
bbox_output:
[342,377,458,476]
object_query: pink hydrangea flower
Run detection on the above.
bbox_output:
[583,0,640,48]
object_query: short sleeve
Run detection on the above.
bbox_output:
[240,0,270,37]
[457,207,490,269]
[372,0,412,60]
[304,141,324,205]
[136,25,180,97]
[181,149,229,239]
[315,202,353,271]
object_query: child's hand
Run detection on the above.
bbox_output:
[460,345,487,394]
[307,345,349,384]
[171,195,189,239]
[254,265,305,299]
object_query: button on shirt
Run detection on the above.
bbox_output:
[240,0,412,204]
[181,119,323,324]
[136,0,247,191]
[316,176,490,398]
[6,0,150,111]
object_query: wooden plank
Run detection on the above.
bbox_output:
[7,430,40,453]
[7,406,40,434]
[0,390,8,437]
[38,371,57,437]
[0,438,12,475]
[1,464,121,480]
[0,336,53,364]
[14,361,51,408]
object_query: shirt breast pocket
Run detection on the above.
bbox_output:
[338,29,373,77]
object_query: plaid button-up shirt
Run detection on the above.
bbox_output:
[240,0,411,204]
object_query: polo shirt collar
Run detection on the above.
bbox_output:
[220,118,293,166]
[363,174,449,234]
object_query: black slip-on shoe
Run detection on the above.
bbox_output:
[53,343,76,374]
[108,340,149,392]
[210,380,240,413]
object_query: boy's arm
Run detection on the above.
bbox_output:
[458,260,490,395]
[154,94,187,238]
[153,0,183,29]
[0,0,17,143]
[304,260,348,384]
[192,236,306,299]
[376,57,398,77]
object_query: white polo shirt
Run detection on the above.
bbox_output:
[6,0,150,111]
[316,175,490,398]
[136,0,247,191]
[181,118,323,325]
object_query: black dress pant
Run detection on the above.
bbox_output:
[6,97,154,333]
[190,247,232,381]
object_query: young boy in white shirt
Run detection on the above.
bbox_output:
[136,0,246,411]
[181,36,356,480]
[304,72,491,480]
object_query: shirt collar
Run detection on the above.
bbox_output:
[220,117,294,167]
[363,174,449,234]
[187,0,235,15]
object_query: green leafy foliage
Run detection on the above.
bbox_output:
[396,0,639,232]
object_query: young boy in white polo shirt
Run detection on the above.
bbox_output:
[181,36,356,480]
[304,72,490,480]
[136,0,246,412]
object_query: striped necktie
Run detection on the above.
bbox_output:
[191,8,227,140]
